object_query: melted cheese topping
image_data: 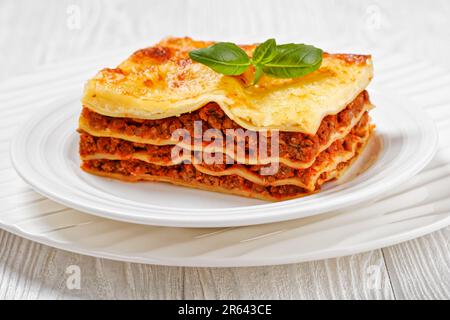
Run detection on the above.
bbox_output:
[82,37,373,134]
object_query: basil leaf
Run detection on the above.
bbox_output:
[252,65,264,85]
[189,42,251,75]
[263,44,323,78]
[252,38,276,65]
[188,40,324,85]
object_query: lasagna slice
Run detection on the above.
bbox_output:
[78,37,375,201]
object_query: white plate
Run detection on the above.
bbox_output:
[10,90,438,227]
[1,51,450,266]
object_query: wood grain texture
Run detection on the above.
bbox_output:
[0,230,393,299]
[383,228,450,300]
[0,0,449,300]
[184,252,394,299]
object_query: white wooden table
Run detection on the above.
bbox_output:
[1,0,449,300]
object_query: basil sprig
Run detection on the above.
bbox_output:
[188,42,251,76]
[189,39,323,85]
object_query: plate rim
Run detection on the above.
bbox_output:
[9,89,439,227]
[0,210,448,267]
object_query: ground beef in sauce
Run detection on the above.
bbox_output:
[82,159,310,199]
[82,142,362,200]
[81,115,369,185]
[79,91,372,199]
[80,113,369,182]
[81,91,369,162]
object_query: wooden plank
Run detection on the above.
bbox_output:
[382,228,450,300]
[0,230,186,299]
[184,251,394,299]
[0,229,394,299]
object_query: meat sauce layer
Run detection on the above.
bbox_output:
[198,116,369,184]
[80,113,369,185]
[82,158,345,200]
[81,91,369,163]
